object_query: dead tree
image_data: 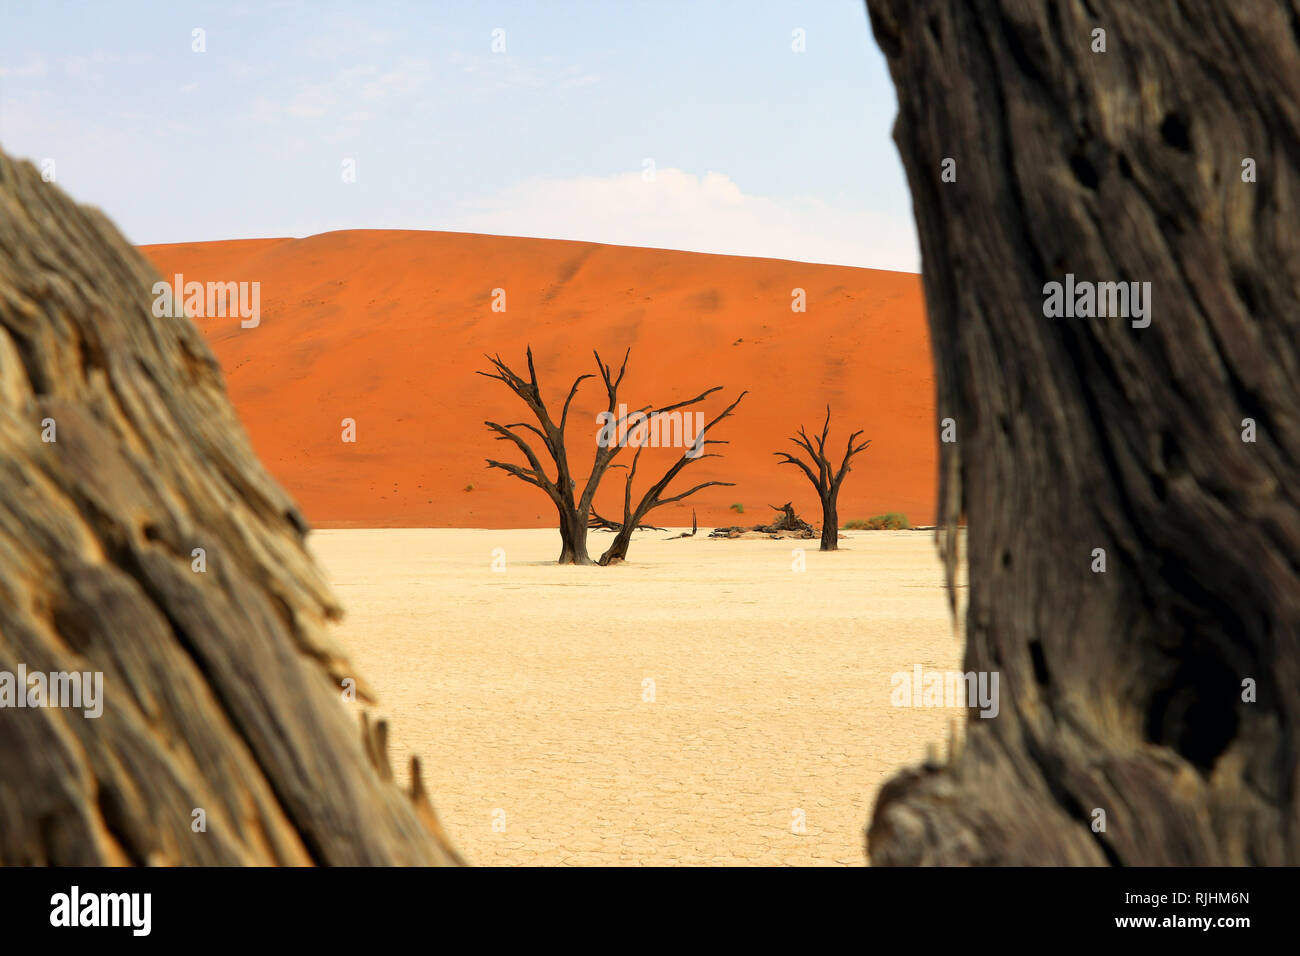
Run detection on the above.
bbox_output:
[0,149,461,865]
[764,502,816,535]
[864,0,1300,865]
[480,348,597,564]
[709,502,816,539]
[481,348,742,564]
[665,510,699,540]
[598,391,746,564]
[775,406,870,551]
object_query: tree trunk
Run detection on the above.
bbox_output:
[864,0,1300,865]
[599,525,635,565]
[558,506,593,565]
[0,149,462,865]
[820,497,839,551]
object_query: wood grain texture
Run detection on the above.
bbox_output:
[864,0,1300,864]
[0,149,461,865]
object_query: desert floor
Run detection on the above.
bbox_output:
[311,527,966,866]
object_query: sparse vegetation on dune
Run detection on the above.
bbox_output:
[844,513,910,531]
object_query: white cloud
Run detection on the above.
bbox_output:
[0,57,46,78]
[60,52,117,78]
[439,168,919,272]
[448,51,600,93]
[251,59,431,122]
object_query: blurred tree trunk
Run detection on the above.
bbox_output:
[864,0,1300,864]
[0,149,462,865]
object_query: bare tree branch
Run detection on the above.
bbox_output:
[598,390,748,564]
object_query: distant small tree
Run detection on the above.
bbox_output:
[775,406,870,551]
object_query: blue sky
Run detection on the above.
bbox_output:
[0,0,919,271]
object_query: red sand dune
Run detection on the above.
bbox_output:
[140,231,936,530]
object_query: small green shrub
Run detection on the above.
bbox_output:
[463,484,474,492]
[843,512,910,531]
[729,503,745,514]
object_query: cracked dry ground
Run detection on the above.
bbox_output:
[312,528,965,866]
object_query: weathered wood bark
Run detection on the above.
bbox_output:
[0,149,462,865]
[863,1,1300,864]
[775,407,869,551]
